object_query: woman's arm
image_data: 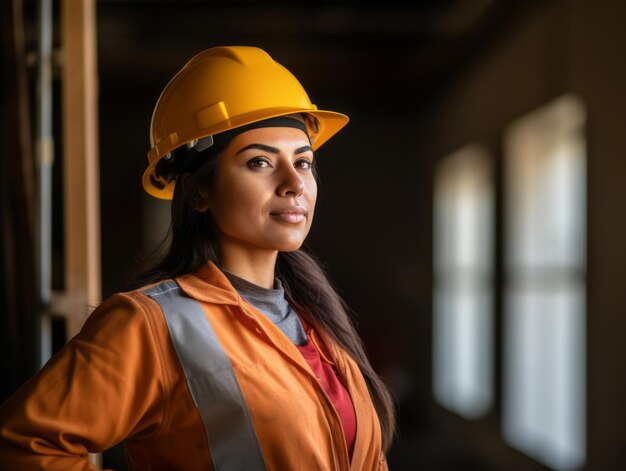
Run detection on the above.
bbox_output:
[0,293,167,471]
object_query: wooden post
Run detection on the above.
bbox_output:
[60,0,101,338]
[61,1,101,466]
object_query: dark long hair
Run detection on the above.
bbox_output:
[128,144,396,451]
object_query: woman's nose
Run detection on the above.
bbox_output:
[276,165,305,197]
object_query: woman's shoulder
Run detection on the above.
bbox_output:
[109,277,183,305]
[82,280,177,338]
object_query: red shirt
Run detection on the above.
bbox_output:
[296,324,357,457]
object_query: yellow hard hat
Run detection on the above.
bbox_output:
[143,46,350,200]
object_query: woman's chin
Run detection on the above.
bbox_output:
[270,236,307,252]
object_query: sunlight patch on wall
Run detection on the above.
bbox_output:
[503,95,586,471]
[433,145,494,419]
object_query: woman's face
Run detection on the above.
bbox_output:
[200,126,317,255]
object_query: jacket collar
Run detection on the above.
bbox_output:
[175,260,240,305]
[175,260,340,367]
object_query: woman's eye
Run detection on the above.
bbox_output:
[247,157,272,168]
[295,159,313,170]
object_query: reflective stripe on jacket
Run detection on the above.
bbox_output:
[0,261,388,470]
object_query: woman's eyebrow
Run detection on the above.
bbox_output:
[235,143,313,155]
[235,143,279,155]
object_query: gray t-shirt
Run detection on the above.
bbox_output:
[221,269,308,346]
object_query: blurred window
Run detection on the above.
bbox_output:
[503,95,586,471]
[433,145,494,419]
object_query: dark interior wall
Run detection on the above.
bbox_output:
[99,76,161,294]
[569,1,626,469]
[418,0,626,469]
[426,3,564,157]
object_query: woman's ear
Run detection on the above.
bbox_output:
[181,174,211,212]
[192,190,211,212]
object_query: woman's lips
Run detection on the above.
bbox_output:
[270,206,307,224]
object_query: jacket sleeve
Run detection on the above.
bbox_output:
[0,293,167,471]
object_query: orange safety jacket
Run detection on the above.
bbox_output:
[0,261,388,470]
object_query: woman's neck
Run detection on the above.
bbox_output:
[218,243,278,289]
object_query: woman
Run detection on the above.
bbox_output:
[0,46,395,470]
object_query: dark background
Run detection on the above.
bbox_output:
[3,0,626,469]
